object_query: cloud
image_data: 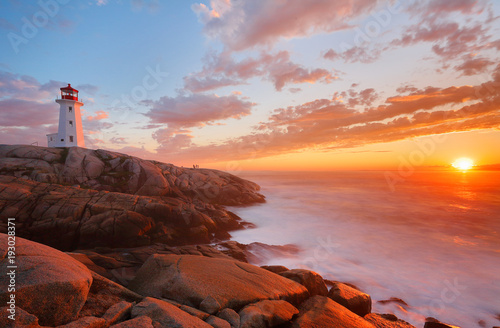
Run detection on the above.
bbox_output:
[83,111,114,135]
[455,56,495,76]
[0,125,57,146]
[0,71,63,101]
[102,145,158,161]
[323,46,383,64]
[58,19,76,30]
[390,19,492,67]
[385,1,497,73]
[0,18,16,31]
[145,93,255,137]
[83,121,113,134]
[320,0,496,70]
[269,63,335,91]
[86,110,109,121]
[153,130,194,153]
[184,50,338,92]
[334,150,392,154]
[0,71,64,130]
[131,0,160,13]
[408,0,487,17]
[85,136,105,148]
[0,99,56,127]
[429,23,489,62]
[151,64,500,163]
[77,84,99,95]
[391,21,461,47]
[338,88,379,107]
[109,137,127,144]
[183,76,240,93]
[193,0,382,51]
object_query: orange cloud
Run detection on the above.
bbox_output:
[409,0,486,16]
[86,110,109,121]
[151,64,500,163]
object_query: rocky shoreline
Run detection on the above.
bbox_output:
[0,145,463,327]
[0,145,264,250]
[0,234,461,328]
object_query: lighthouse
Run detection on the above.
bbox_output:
[46,84,85,148]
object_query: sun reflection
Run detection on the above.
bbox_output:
[452,158,474,171]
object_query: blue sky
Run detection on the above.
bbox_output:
[1,0,500,170]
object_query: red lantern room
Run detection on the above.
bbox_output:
[60,83,79,101]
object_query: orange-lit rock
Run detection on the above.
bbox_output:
[424,317,461,328]
[365,313,416,328]
[0,234,92,326]
[328,281,372,316]
[0,145,265,205]
[130,297,212,327]
[290,295,375,328]
[0,175,246,250]
[78,271,143,318]
[238,300,299,328]
[128,254,310,311]
[279,269,329,296]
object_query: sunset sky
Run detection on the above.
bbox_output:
[1,0,499,171]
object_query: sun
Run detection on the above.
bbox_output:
[452,157,475,171]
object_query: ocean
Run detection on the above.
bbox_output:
[228,170,500,328]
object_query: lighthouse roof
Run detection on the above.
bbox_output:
[60,83,78,93]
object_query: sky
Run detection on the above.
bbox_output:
[1,0,499,171]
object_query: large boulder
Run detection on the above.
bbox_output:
[279,269,328,296]
[290,295,375,328]
[239,300,299,328]
[0,234,92,326]
[365,313,416,328]
[131,297,212,328]
[327,282,372,316]
[424,317,461,328]
[78,271,143,318]
[57,316,106,328]
[123,158,170,196]
[0,306,40,328]
[217,308,240,328]
[110,315,153,328]
[101,301,134,326]
[261,265,290,274]
[66,252,112,279]
[200,295,221,314]
[128,255,309,311]
[60,147,105,183]
[0,144,62,163]
[206,315,232,328]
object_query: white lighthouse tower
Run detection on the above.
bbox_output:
[47,84,85,148]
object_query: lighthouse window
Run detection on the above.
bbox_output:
[61,139,64,142]
[69,136,74,142]
[69,120,73,126]
[69,107,73,112]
